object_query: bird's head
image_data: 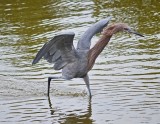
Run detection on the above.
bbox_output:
[102,23,144,37]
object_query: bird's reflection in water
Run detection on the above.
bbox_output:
[48,96,55,115]
[48,96,93,124]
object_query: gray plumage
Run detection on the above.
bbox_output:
[32,17,112,97]
[32,17,144,97]
[77,16,112,50]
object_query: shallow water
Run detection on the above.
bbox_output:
[0,0,160,124]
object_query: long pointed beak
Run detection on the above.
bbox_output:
[127,29,144,37]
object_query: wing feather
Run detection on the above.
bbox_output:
[32,32,76,70]
[54,57,68,70]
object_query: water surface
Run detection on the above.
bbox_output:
[0,0,160,124]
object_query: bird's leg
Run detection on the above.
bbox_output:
[48,76,61,97]
[48,77,51,96]
[83,74,92,98]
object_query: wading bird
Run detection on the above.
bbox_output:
[32,17,143,98]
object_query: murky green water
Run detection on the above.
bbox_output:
[0,0,160,124]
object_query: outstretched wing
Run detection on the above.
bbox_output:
[77,17,111,50]
[32,32,76,70]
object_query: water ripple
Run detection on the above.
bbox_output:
[0,0,160,124]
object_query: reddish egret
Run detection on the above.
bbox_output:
[32,17,143,98]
